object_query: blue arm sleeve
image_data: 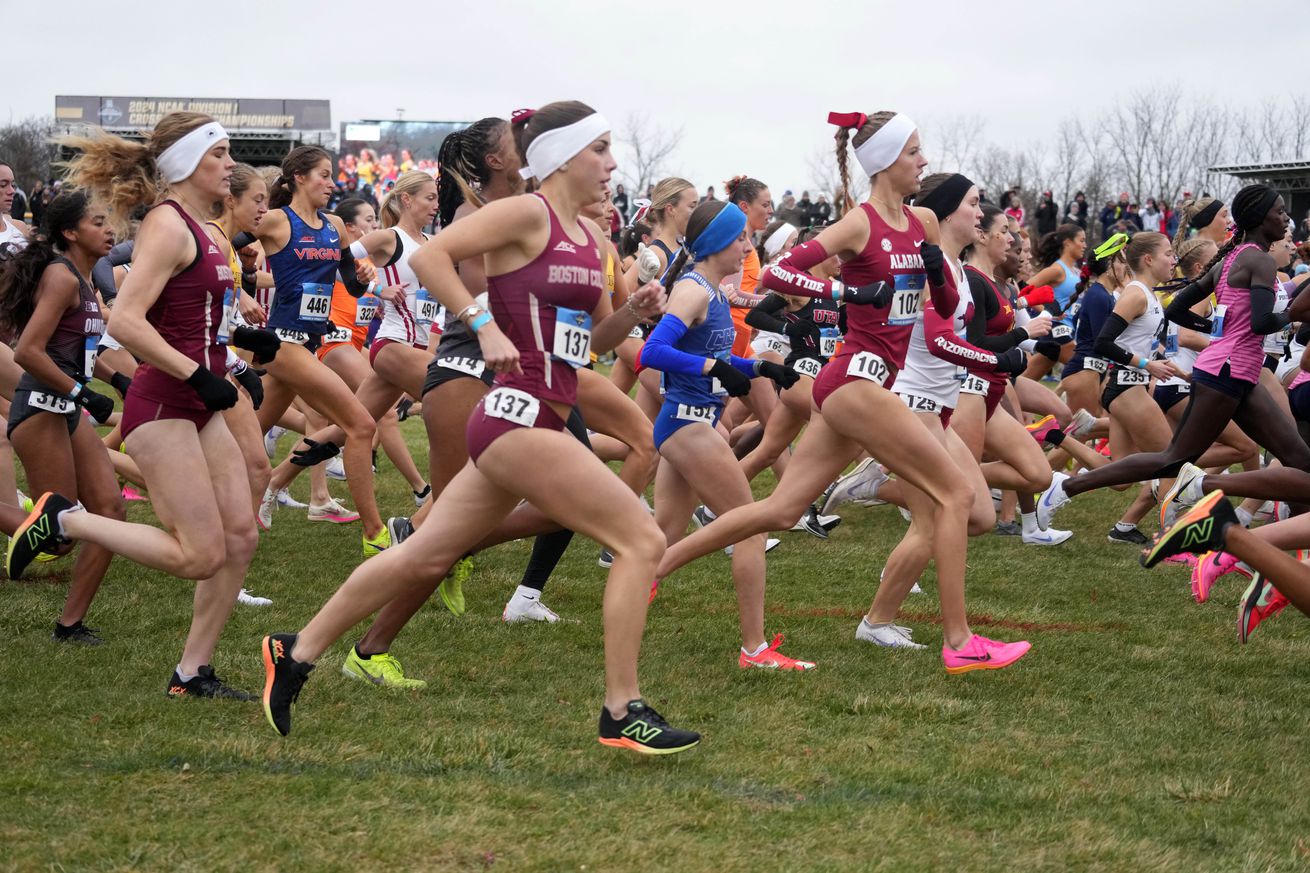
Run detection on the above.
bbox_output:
[639,314,710,376]
[729,355,758,378]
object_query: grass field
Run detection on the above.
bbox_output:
[3,413,1310,872]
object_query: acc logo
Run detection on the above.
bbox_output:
[881,238,893,252]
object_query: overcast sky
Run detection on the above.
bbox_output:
[6,0,1309,197]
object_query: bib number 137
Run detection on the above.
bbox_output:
[484,387,540,428]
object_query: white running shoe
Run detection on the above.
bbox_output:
[820,458,889,515]
[263,426,284,459]
[325,456,347,481]
[1036,471,1071,530]
[1066,408,1097,439]
[1023,526,1072,546]
[275,488,308,509]
[237,588,272,607]
[723,538,781,558]
[307,497,361,524]
[855,618,926,650]
[691,505,716,529]
[413,484,431,507]
[910,582,924,594]
[257,487,276,531]
[503,588,560,623]
[1158,462,1206,528]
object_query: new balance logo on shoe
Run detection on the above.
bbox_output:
[553,241,577,254]
[621,720,662,744]
[1181,519,1214,548]
[25,515,49,548]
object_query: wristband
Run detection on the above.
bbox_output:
[1137,356,1148,370]
[830,280,845,302]
[68,382,83,400]
[455,303,481,323]
[751,360,763,376]
[470,312,493,333]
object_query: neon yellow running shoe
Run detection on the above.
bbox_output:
[437,556,472,616]
[362,527,391,558]
[341,646,427,690]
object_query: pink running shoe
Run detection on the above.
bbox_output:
[121,486,147,502]
[1238,573,1289,644]
[1026,415,1059,444]
[648,579,660,605]
[1191,551,1248,603]
[738,634,816,671]
[307,498,361,524]
[1162,553,1198,567]
[942,634,1032,674]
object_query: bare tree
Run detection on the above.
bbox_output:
[0,116,56,192]
[615,113,684,195]
[805,143,867,217]
[929,114,987,178]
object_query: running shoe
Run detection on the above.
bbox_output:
[342,646,427,690]
[238,588,273,607]
[815,511,842,532]
[1191,551,1248,604]
[598,547,613,569]
[1238,572,1289,644]
[263,426,285,459]
[1065,408,1097,439]
[437,556,471,615]
[167,665,255,700]
[325,456,347,481]
[362,527,391,559]
[503,588,560,623]
[308,498,360,524]
[993,521,1021,536]
[738,633,816,670]
[855,618,926,650]
[597,699,700,755]
[1023,526,1072,546]
[261,633,313,736]
[820,458,888,515]
[52,620,103,646]
[257,487,276,532]
[1035,471,1071,531]
[723,538,780,558]
[386,516,414,547]
[7,492,74,580]
[1162,553,1199,568]
[121,485,148,502]
[275,488,307,509]
[1107,525,1149,546]
[790,505,831,539]
[690,504,715,529]
[942,634,1032,674]
[1094,437,1112,457]
[413,484,431,507]
[910,582,924,594]
[1158,462,1207,528]
[1142,490,1237,569]
[395,397,414,421]
[1025,414,1059,444]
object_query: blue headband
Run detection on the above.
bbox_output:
[688,205,747,261]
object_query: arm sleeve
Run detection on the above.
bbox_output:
[759,240,838,300]
[92,256,118,301]
[744,294,789,333]
[963,272,1026,351]
[337,246,370,297]
[729,355,758,378]
[637,314,709,376]
[923,300,1002,370]
[1249,285,1292,335]
[1093,313,1137,366]
[231,231,256,249]
[106,240,134,267]
[1164,281,1214,332]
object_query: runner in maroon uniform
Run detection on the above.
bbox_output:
[0,191,121,644]
[646,110,1032,673]
[259,101,701,754]
[10,112,282,698]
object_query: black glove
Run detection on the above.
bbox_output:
[76,385,115,423]
[920,242,947,287]
[842,281,893,307]
[781,315,819,354]
[997,348,1026,376]
[231,326,282,365]
[291,438,341,467]
[755,360,800,390]
[232,362,264,410]
[185,365,238,411]
[109,371,132,398]
[708,359,752,397]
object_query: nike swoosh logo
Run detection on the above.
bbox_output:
[913,239,925,247]
[954,653,992,662]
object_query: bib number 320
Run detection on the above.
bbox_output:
[484,387,539,428]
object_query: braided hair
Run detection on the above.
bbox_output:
[436,117,508,228]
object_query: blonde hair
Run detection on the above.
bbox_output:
[648,177,694,228]
[1172,196,1218,248]
[379,170,436,229]
[59,111,215,233]
[1175,236,1218,279]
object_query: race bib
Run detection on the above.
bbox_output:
[83,335,100,379]
[1086,357,1108,374]
[1051,323,1073,341]
[846,351,891,385]
[674,403,717,424]
[297,282,332,322]
[898,392,942,414]
[483,387,539,428]
[762,335,786,356]
[1115,366,1150,386]
[439,356,486,378]
[217,287,235,345]
[30,391,74,415]
[1264,325,1291,355]
[794,357,822,379]
[1067,301,1082,321]
[888,273,926,326]
[355,293,380,326]
[1210,304,1227,339]
[323,323,352,345]
[415,288,442,329]
[627,324,646,340]
[819,328,841,358]
[552,307,592,367]
[1164,324,1179,357]
[960,373,989,395]
[274,328,310,345]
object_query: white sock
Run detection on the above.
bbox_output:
[512,585,539,602]
[175,664,198,683]
[1114,521,1137,533]
[55,502,84,538]
[1236,507,1253,527]
[742,640,768,657]
[1021,511,1039,535]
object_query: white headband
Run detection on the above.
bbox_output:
[519,113,611,181]
[157,122,229,183]
[763,222,797,259]
[852,114,917,178]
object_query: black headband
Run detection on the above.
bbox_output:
[1189,199,1223,230]
[1233,187,1279,232]
[918,174,974,221]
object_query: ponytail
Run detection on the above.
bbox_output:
[0,190,91,334]
[269,145,331,211]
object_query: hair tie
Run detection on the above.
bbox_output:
[511,108,536,124]
[827,111,868,130]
